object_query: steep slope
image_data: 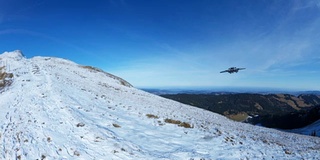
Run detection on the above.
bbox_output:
[0,50,319,159]
[288,120,320,137]
[247,105,320,130]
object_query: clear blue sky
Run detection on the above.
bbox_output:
[1,0,320,90]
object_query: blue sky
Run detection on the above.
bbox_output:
[1,0,320,90]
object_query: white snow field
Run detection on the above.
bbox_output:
[0,50,319,160]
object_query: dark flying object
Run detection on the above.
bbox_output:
[220,67,245,74]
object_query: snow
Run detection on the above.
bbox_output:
[0,51,319,159]
[288,120,320,137]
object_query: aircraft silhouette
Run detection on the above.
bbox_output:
[220,67,245,74]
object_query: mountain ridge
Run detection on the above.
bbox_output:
[0,51,319,159]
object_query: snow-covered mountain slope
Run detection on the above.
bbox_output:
[288,119,320,137]
[0,50,319,159]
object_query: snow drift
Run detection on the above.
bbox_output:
[0,50,319,159]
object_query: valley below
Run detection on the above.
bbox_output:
[160,92,320,137]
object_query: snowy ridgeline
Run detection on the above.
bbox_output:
[0,50,319,160]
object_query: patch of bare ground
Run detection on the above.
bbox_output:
[225,112,249,122]
[0,66,14,90]
[164,118,193,128]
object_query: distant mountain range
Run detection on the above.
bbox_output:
[143,88,320,96]
[161,93,320,134]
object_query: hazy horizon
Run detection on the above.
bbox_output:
[140,86,320,93]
